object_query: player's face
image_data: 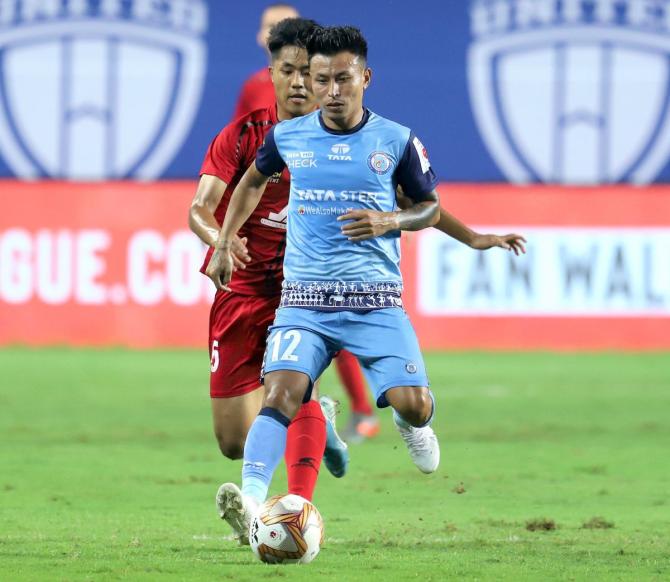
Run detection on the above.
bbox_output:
[270,46,316,120]
[310,52,371,127]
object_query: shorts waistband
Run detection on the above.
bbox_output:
[280,280,403,311]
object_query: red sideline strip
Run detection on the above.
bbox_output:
[0,181,669,350]
[403,185,670,350]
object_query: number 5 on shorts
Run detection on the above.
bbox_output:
[269,330,302,362]
[211,340,220,372]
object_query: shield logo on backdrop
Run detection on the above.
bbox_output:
[467,0,670,184]
[0,0,207,179]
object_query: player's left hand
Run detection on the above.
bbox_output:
[337,210,398,242]
[470,233,527,255]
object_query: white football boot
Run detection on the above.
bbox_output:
[215,482,258,545]
[394,416,440,474]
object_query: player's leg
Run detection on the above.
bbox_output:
[384,385,439,474]
[339,308,440,473]
[208,291,276,543]
[242,369,314,504]
[209,294,331,538]
[211,389,264,459]
[241,309,336,505]
[215,382,331,543]
[334,350,380,443]
[208,291,271,459]
[286,376,348,498]
[285,395,326,500]
[384,385,434,427]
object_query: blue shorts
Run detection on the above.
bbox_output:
[262,307,429,407]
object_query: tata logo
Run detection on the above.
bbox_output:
[331,143,350,154]
[328,142,352,161]
[0,0,207,179]
[468,0,670,184]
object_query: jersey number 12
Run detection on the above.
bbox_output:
[269,330,301,362]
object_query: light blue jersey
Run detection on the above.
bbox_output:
[256,109,437,294]
[255,108,438,404]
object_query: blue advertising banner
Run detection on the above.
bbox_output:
[0,0,668,183]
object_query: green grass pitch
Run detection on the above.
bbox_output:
[1,348,669,581]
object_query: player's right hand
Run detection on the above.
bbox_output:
[206,246,235,292]
[230,236,251,270]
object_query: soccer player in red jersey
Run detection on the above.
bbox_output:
[189,17,353,544]
[232,4,298,119]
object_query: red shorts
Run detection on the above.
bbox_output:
[208,291,279,398]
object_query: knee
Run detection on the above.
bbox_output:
[264,385,300,419]
[388,387,433,427]
[214,433,245,460]
[263,372,309,419]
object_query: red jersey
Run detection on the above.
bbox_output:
[200,105,288,296]
[232,68,276,120]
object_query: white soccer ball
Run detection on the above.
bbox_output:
[249,494,324,564]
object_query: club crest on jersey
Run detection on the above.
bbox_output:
[328,143,352,161]
[468,0,670,184]
[367,151,393,175]
[0,0,208,179]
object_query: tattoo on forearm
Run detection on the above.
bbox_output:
[396,199,439,231]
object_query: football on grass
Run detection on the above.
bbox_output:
[249,494,324,564]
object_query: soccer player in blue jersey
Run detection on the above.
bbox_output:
[206,25,524,527]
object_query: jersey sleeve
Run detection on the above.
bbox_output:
[394,131,438,201]
[199,123,242,184]
[254,125,286,176]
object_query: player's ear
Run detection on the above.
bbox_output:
[363,67,372,90]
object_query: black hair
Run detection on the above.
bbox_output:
[267,18,321,59]
[306,25,368,62]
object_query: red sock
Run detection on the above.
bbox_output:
[285,400,326,502]
[335,350,373,415]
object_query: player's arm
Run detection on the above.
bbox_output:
[205,127,285,291]
[338,132,440,241]
[206,166,270,291]
[188,174,251,269]
[338,192,438,242]
[396,189,527,256]
[434,207,526,255]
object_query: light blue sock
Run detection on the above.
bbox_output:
[241,408,289,504]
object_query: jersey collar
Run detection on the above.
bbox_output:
[318,108,370,135]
